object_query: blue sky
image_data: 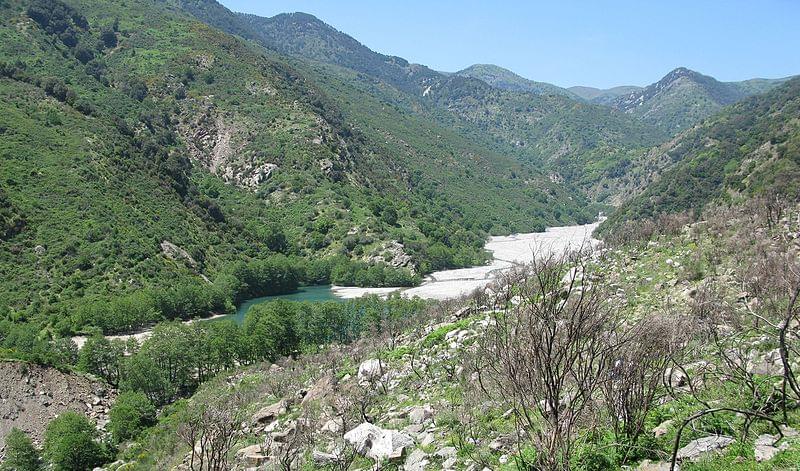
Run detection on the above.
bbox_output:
[220,0,800,89]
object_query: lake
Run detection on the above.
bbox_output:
[227,284,344,324]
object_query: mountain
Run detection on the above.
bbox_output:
[454,64,578,98]
[608,67,792,132]
[236,11,442,93]
[177,5,666,203]
[569,85,643,105]
[0,0,594,324]
[601,76,800,229]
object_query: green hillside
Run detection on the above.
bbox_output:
[609,67,792,133]
[601,76,800,230]
[455,63,578,98]
[0,0,593,332]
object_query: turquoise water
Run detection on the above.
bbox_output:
[225,285,343,324]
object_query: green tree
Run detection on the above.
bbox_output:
[43,412,106,471]
[243,300,298,361]
[109,391,156,443]
[77,335,125,386]
[1,428,42,471]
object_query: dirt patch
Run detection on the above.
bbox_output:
[0,360,115,451]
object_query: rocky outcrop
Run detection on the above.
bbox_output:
[160,240,198,269]
[0,361,115,449]
[367,240,415,272]
[676,435,734,462]
[251,399,288,425]
[343,422,414,461]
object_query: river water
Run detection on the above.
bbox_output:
[72,222,598,347]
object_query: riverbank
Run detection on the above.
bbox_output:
[332,222,599,300]
[71,222,598,347]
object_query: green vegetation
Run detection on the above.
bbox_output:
[43,411,108,471]
[0,428,43,471]
[608,67,792,133]
[109,392,157,443]
[455,63,579,98]
[602,76,800,233]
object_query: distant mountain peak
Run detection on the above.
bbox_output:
[454,64,578,98]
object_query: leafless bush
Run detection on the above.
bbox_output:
[601,314,687,462]
[177,391,247,471]
[477,247,626,470]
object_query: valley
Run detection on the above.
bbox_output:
[0,0,798,470]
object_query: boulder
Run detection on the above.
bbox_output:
[312,450,339,466]
[652,419,674,438]
[435,446,457,460]
[636,459,674,471]
[302,373,335,405]
[405,448,429,471]
[320,417,344,434]
[676,435,734,462]
[343,422,414,461]
[252,399,287,425]
[408,405,434,425]
[754,433,789,462]
[237,444,269,467]
[358,359,384,383]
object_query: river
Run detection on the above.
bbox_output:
[71,222,598,348]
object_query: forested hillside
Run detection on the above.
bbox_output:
[0,0,594,334]
[601,77,800,231]
[608,67,792,132]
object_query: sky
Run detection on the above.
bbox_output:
[220,0,800,89]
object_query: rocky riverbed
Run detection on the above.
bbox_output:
[334,222,599,300]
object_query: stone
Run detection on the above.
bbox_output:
[358,359,384,383]
[435,446,457,459]
[237,444,269,467]
[405,448,429,471]
[343,422,414,461]
[320,417,344,434]
[312,450,339,465]
[754,433,789,462]
[442,456,457,469]
[676,435,734,462]
[252,399,287,424]
[636,459,674,471]
[302,374,335,405]
[408,405,434,425]
[653,419,674,438]
[664,367,688,388]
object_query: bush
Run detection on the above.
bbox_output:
[109,392,156,443]
[1,428,42,471]
[43,412,107,471]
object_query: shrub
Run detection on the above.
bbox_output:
[43,412,107,471]
[109,391,156,443]
[1,428,42,471]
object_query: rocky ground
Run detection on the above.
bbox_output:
[0,360,115,451]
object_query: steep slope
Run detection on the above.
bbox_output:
[236,11,441,93]
[454,63,578,98]
[179,3,666,202]
[609,67,792,132]
[602,77,800,228]
[0,0,593,322]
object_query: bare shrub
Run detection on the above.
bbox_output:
[477,247,626,470]
[601,314,687,462]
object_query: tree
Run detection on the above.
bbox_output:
[244,300,299,361]
[109,392,156,443]
[1,428,42,471]
[43,412,106,471]
[120,354,173,407]
[77,335,125,386]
